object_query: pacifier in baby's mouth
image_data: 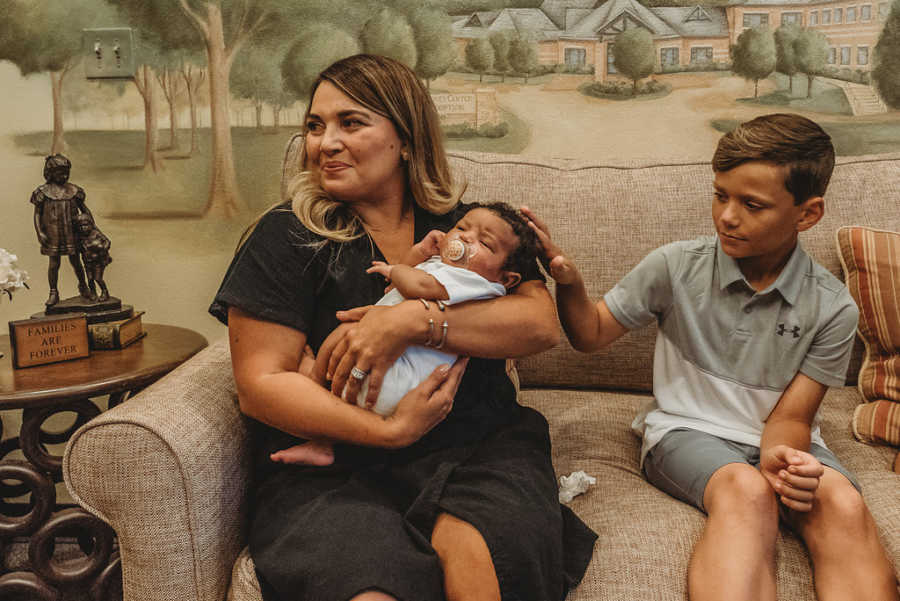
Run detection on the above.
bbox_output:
[441,234,478,266]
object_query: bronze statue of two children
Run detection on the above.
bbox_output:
[31,154,112,307]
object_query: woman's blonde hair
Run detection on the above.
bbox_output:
[289,54,461,244]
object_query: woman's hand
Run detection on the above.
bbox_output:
[385,357,469,448]
[520,206,581,285]
[317,303,420,407]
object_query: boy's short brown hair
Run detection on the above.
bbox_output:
[712,113,835,204]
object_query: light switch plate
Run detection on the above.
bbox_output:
[83,28,136,80]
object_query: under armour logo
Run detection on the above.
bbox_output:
[776,324,801,338]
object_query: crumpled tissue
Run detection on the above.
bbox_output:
[558,470,596,504]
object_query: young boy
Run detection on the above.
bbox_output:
[74,213,112,302]
[523,114,898,601]
[272,202,541,466]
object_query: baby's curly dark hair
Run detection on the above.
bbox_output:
[461,201,542,285]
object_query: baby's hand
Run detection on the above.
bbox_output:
[520,206,580,285]
[413,230,445,259]
[298,344,319,381]
[367,261,393,281]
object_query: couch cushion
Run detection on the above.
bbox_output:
[226,387,899,601]
[447,152,900,391]
[518,386,900,600]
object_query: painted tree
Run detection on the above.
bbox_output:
[62,79,128,129]
[774,24,801,93]
[874,0,900,109]
[508,35,538,83]
[270,88,298,129]
[61,77,100,130]
[179,54,207,155]
[793,28,828,98]
[131,31,168,172]
[408,5,456,89]
[465,38,494,82]
[281,23,361,100]
[231,45,286,128]
[613,28,655,95]
[360,7,418,69]
[156,63,185,149]
[156,47,206,151]
[0,0,115,154]
[489,31,511,82]
[731,26,776,98]
[108,0,306,217]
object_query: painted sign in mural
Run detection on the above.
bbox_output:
[433,90,500,126]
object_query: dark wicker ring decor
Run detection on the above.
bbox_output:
[28,508,114,586]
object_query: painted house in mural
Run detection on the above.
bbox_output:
[452,0,890,81]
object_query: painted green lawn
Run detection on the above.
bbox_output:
[442,109,531,154]
[14,120,529,218]
[14,127,294,217]
[710,117,900,155]
[738,73,853,115]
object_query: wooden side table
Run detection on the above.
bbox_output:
[0,324,207,601]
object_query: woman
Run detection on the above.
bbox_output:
[209,54,596,601]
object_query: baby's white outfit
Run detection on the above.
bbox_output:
[356,256,506,416]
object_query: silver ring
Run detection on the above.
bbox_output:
[350,366,368,380]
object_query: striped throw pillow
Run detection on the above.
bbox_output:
[837,226,900,403]
[837,226,900,448]
[853,400,900,446]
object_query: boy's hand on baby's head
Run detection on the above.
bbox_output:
[547,255,580,286]
[520,206,580,285]
[761,445,823,513]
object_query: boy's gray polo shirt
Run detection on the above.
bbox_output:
[604,235,859,463]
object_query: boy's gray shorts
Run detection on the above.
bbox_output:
[643,428,861,513]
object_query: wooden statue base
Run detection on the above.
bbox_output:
[33,296,133,324]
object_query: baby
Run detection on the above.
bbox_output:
[271,202,541,465]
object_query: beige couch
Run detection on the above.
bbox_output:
[64,149,900,601]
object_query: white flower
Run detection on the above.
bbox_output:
[0,248,30,300]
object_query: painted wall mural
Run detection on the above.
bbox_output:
[1,0,899,344]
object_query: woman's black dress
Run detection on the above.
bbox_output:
[209,202,597,601]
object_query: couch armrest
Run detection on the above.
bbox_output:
[63,338,250,601]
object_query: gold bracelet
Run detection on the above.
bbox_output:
[434,320,449,349]
[424,318,435,346]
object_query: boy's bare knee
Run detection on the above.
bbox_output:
[705,463,777,518]
[819,481,865,520]
[802,475,868,535]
